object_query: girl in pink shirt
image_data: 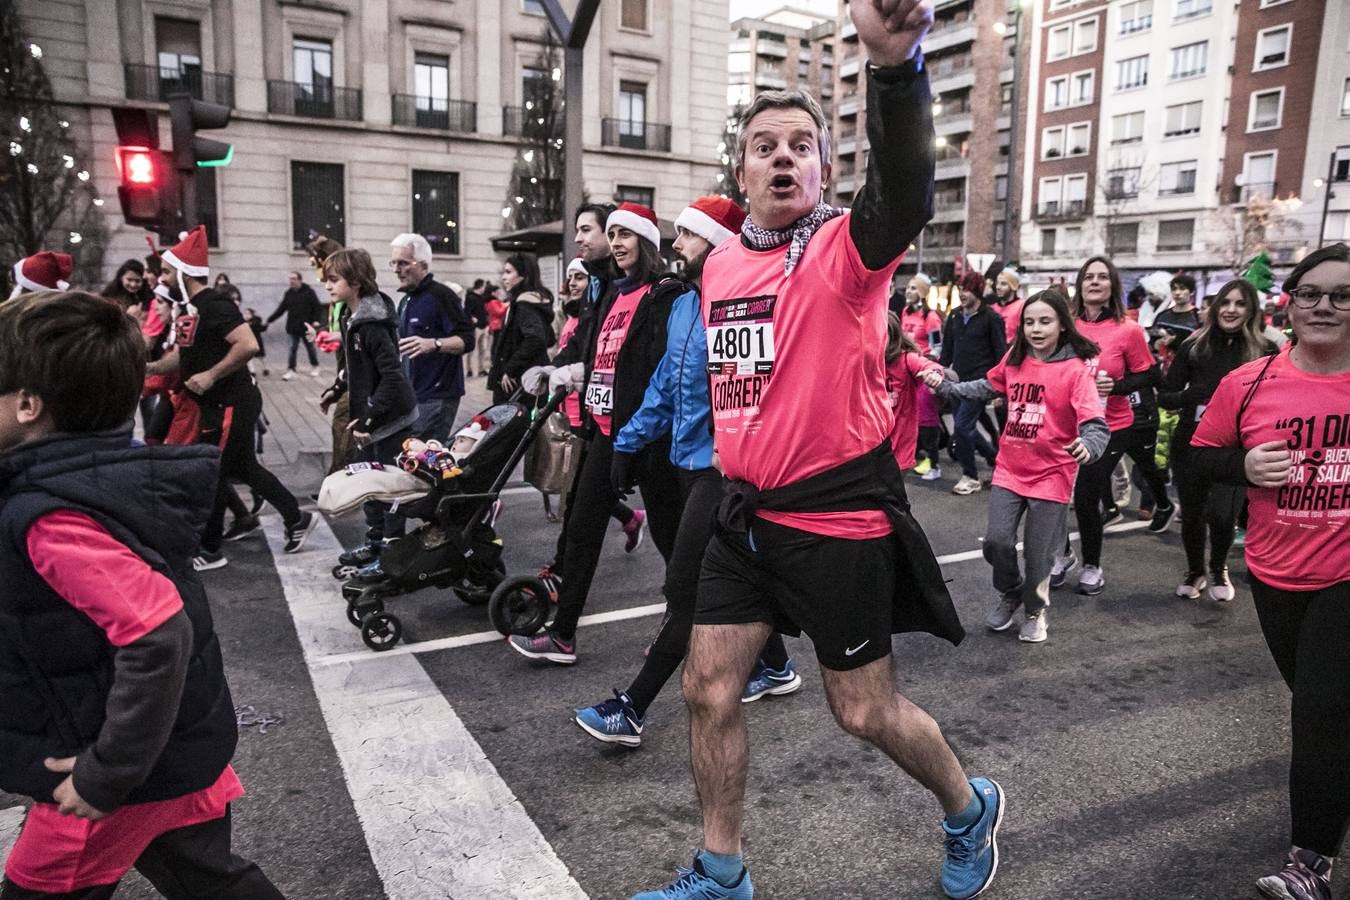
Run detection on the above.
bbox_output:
[884,311,943,470]
[928,288,1109,642]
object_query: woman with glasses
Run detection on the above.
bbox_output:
[1159,278,1277,602]
[1192,243,1350,900]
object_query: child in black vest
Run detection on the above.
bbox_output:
[0,292,283,899]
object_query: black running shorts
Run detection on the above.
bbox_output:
[695,517,895,671]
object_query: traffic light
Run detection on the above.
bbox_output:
[111,107,175,231]
[169,94,231,227]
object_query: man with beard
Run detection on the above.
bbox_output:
[571,196,801,748]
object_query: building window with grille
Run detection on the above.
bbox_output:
[1106,222,1139,254]
[618,81,648,146]
[412,170,459,255]
[1174,0,1211,20]
[615,185,654,208]
[414,53,450,125]
[620,0,649,31]
[1248,88,1284,132]
[1159,160,1198,195]
[291,161,345,249]
[1163,100,1202,137]
[1038,177,1062,216]
[1106,167,1140,199]
[1169,41,1207,80]
[1116,55,1148,91]
[1157,219,1194,252]
[1254,25,1291,71]
[293,38,334,104]
[1119,0,1152,34]
[1111,111,1144,144]
[155,18,201,99]
[1071,71,1094,105]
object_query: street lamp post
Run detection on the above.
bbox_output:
[540,0,601,254]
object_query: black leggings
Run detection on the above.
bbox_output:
[197,388,302,552]
[550,431,681,641]
[0,807,283,899]
[1251,577,1350,858]
[1072,425,1171,566]
[916,425,941,465]
[1171,441,1242,576]
[550,441,635,571]
[625,468,787,716]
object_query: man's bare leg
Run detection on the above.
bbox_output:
[820,654,974,815]
[681,621,773,854]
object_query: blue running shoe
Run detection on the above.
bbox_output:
[351,558,385,585]
[941,777,1004,900]
[575,690,643,747]
[741,658,803,703]
[632,855,753,900]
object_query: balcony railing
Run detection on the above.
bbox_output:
[1036,199,1091,221]
[601,118,672,152]
[1233,181,1277,203]
[392,95,476,132]
[502,105,563,138]
[267,81,362,121]
[124,64,234,106]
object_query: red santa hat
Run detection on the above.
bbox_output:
[11,251,73,294]
[674,196,746,248]
[606,202,661,251]
[161,225,210,280]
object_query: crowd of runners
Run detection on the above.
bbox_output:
[1,0,1348,898]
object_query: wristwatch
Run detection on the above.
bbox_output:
[434,338,443,350]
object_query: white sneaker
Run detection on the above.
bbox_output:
[921,466,943,481]
[985,596,1020,632]
[1077,565,1105,595]
[1176,572,1207,599]
[282,370,296,381]
[310,367,322,377]
[952,475,982,495]
[1208,568,1235,602]
[1050,551,1078,589]
[1019,610,1048,643]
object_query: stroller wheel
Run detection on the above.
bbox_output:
[455,559,507,606]
[332,563,360,580]
[347,598,383,628]
[360,610,402,651]
[488,575,551,636]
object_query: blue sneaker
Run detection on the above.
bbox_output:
[941,777,1004,900]
[741,659,803,703]
[575,690,643,747]
[351,558,385,585]
[632,855,753,899]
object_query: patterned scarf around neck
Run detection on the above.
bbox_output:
[741,201,844,276]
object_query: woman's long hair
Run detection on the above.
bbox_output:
[615,236,666,287]
[101,259,146,304]
[1007,287,1101,366]
[1183,278,1267,363]
[1073,255,1125,322]
[504,252,551,300]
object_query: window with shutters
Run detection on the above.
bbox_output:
[1041,228,1057,256]
[1038,177,1062,215]
[1106,222,1139,254]
[1156,219,1194,252]
[1073,18,1097,54]
[1067,122,1091,156]
[1105,167,1140,199]
[1169,41,1207,80]
[1163,101,1202,137]
[1116,55,1148,91]
[1159,160,1198,195]
[615,185,654,208]
[1042,125,1065,159]
[1174,0,1211,20]
[621,0,649,31]
[1111,111,1145,144]
[1254,25,1291,71]
[1248,88,1284,131]
[1045,76,1069,110]
[1071,70,1094,105]
[1119,0,1152,34]
[1047,25,1071,61]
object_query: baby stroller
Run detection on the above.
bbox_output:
[324,390,564,651]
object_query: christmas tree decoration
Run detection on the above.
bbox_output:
[1243,251,1275,294]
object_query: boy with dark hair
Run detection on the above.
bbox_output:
[0,291,283,900]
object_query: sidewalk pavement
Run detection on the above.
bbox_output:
[253,328,495,495]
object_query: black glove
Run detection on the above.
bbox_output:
[610,451,636,498]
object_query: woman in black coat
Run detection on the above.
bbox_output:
[488,252,555,403]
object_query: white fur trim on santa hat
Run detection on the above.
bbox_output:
[160,248,209,279]
[12,259,67,293]
[566,257,588,277]
[674,206,735,247]
[606,208,661,249]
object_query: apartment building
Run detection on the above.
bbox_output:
[728,7,836,116]
[1021,0,1346,284]
[832,0,1026,278]
[17,0,727,297]
[1301,0,1350,246]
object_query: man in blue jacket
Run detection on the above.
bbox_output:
[388,233,475,443]
[571,197,801,749]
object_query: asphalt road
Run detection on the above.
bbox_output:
[2,454,1312,900]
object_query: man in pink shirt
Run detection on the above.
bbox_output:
[631,3,1004,899]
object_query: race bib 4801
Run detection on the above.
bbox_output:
[706,295,776,377]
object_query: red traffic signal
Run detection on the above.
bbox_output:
[115,146,159,185]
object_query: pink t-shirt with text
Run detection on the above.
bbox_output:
[1076,316,1154,431]
[887,351,943,469]
[556,315,583,428]
[586,286,645,437]
[901,308,942,356]
[985,355,1103,504]
[703,215,900,539]
[1191,348,1350,591]
[996,299,1025,345]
